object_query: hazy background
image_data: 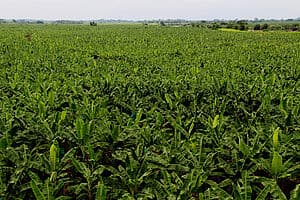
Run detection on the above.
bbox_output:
[1,0,299,20]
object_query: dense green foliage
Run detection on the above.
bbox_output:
[0,24,299,199]
[191,21,300,32]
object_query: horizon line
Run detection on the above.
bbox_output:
[2,17,300,22]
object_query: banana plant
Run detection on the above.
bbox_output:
[69,157,106,200]
[27,141,75,199]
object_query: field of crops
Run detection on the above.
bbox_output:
[0,24,299,199]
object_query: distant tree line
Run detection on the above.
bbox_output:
[0,19,45,24]
[155,18,300,32]
[1,18,300,31]
[189,20,300,32]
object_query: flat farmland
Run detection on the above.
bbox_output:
[0,24,299,199]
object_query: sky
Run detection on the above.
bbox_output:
[0,0,299,20]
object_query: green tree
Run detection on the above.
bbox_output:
[159,21,166,26]
[90,21,97,26]
[261,23,269,30]
[254,24,261,30]
[237,20,248,31]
